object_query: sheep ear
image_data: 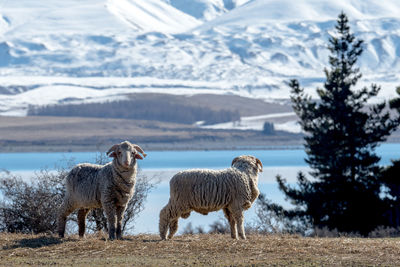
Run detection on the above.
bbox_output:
[135,153,143,160]
[256,158,263,172]
[133,144,147,158]
[106,144,119,157]
[231,157,238,166]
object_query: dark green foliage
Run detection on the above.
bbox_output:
[389,86,400,111]
[270,12,400,235]
[262,122,275,135]
[381,160,400,228]
[28,99,240,125]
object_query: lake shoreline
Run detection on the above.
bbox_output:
[0,139,306,153]
[2,115,400,153]
[2,139,400,153]
[0,144,305,153]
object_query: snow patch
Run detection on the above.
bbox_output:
[202,112,301,133]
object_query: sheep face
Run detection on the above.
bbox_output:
[231,155,263,173]
[107,141,146,170]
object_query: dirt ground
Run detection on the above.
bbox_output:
[1,233,400,266]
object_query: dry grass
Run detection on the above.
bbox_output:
[1,233,400,266]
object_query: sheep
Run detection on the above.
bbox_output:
[57,141,147,240]
[159,155,262,240]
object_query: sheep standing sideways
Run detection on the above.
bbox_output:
[57,141,147,240]
[159,155,262,240]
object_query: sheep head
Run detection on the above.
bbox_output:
[232,155,263,173]
[106,141,147,169]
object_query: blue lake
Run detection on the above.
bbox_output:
[0,144,399,234]
[1,143,399,171]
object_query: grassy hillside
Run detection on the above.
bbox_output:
[1,233,400,266]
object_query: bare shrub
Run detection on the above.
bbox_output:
[254,193,311,235]
[312,227,341,238]
[122,173,157,233]
[0,168,66,234]
[369,226,400,238]
[208,219,229,234]
[181,222,205,235]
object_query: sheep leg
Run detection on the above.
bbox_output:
[77,208,90,238]
[168,218,179,239]
[159,202,171,240]
[57,200,76,238]
[103,204,117,240]
[93,208,107,232]
[233,211,246,240]
[116,205,126,240]
[223,208,238,239]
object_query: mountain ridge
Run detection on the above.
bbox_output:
[0,0,399,117]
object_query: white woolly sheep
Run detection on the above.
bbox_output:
[57,141,146,240]
[159,155,262,240]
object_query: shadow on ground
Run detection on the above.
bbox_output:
[2,235,75,250]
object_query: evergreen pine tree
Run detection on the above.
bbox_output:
[275,12,400,235]
[381,160,400,228]
[380,87,400,228]
[389,86,400,111]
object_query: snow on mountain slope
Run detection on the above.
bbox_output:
[0,76,261,116]
[0,0,129,36]
[0,0,199,36]
[161,0,226,21]
[196,0,400,28]
[0,0,400,118]
[160,0,250,21]
[107,0,200,33]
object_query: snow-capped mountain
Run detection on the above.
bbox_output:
[160,0,250,21]
[0,0,400,116]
